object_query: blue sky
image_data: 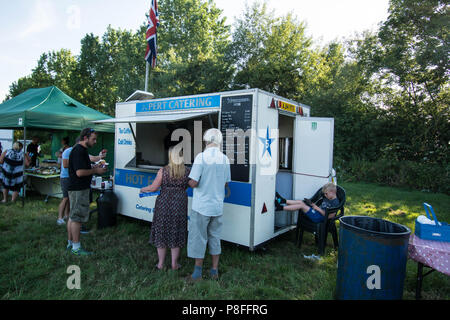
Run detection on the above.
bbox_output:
[0,0,389,102]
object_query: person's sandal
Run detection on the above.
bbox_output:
[155,264,165,271]
[171,263,181,270]
[210,269,219,280]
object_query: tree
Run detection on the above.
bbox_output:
[302,41,388,161]
[230,2,312,100]
[6,49,77,100]
[71,27,147,115]
[6,0,233,113]
[353,0,450,164]
[151,0,233,97]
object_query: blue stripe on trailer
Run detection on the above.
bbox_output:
[114,168,251,207]
[223,181,252,207]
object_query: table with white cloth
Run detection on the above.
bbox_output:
[24,172,62,202]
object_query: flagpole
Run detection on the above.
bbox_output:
[144,61,150,92]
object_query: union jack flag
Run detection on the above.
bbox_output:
[145,0,159,68]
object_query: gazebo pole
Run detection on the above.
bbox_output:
[22,126,27,206]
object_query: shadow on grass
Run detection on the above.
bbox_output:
[0,183,449,300]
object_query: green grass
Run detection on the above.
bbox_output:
[0,181,449,300]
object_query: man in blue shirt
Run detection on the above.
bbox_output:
[56,142,73,225]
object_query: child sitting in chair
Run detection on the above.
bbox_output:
[275,183,339,223]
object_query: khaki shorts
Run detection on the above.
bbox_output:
[68,189,91,223]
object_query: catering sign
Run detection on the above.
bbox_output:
[269,98,302,115]
[136,94,220,113]
[278,101,296,113]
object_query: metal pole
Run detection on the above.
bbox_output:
[144,62,150,92]
[22,126,27,204]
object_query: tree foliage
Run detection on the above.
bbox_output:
[230,2,312,100]
[352,0,449,164]
[151,0,233,97]
[5,0,449,174]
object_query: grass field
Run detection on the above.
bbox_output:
[0,181,449,300]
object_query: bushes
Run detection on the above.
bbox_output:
[337,158,450,195]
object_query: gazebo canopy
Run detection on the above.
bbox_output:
[0,86,114,132]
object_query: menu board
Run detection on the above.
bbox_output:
[220,94,253,182]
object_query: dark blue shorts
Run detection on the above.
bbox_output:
[305,208,324,223]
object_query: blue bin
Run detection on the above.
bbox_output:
[336,216,411,300]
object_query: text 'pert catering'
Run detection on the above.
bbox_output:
[136,95,220,113]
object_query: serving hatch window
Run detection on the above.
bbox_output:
[134,113,219,168]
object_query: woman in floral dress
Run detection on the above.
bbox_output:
[140,146,191,270]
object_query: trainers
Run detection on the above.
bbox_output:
[66,243,72,251]
[275,200,285,211]
[57,219,66,225]
[71,247,93,256]
[303,254,321,261]
[275,192,286,204]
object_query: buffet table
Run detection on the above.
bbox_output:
[24,166,62,202]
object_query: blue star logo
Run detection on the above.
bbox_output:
[259,126,275,158]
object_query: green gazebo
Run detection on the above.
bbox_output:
[0,85,114,161]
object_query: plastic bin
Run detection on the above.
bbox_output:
[97,190,118,229]
[336,216,411,300]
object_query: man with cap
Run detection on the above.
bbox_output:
[187,128,231,281]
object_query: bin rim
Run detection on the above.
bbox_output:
[339,215,411,237]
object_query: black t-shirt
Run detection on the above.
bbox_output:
[26,143,39,167]
[68,144,92,191]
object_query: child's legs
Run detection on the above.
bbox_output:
[284,200,310,212]
[286,199,304,205]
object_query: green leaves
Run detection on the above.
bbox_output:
[6,50,77,101]
[229,3,312,100]
[5,0,448,174]
[153,0,233,96]
[353,0,450,164]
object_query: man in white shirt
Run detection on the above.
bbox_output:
[187,128,231,281]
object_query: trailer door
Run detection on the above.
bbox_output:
[292,117,334,200]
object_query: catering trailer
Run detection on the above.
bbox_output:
[95,89,335,250]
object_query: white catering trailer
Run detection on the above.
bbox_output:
[95,88,335,250]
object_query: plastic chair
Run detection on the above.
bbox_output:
[295,185,346,255]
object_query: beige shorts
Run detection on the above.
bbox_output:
[68,189,91,223]
[187,210,223,259]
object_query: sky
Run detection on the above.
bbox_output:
[0,0,390,102]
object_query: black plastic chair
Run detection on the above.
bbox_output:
[295,185,346,255]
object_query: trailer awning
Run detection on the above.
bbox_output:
[93,110,218,124]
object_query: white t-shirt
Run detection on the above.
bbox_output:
[189,146,231,217]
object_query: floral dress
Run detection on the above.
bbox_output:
[149,165,191,248]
